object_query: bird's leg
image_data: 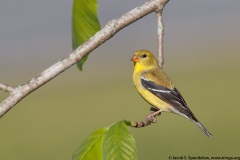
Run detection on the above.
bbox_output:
[149,106,161,122]
[150,106,161,115]
[146,109,161,123]
[149,110,162,117]
[132,107,162,128]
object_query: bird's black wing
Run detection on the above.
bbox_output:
[141,76,212,137]
[140,76,194,118]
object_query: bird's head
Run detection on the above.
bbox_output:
[131,50,158,70]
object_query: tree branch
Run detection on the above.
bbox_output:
[156,0,169,67]
[0,83,14,93]
[0,0,169,118]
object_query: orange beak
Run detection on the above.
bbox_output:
[131,55,140,62]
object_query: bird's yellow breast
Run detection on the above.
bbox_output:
[132,69,172,112]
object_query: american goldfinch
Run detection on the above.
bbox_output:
[131,50,212,137]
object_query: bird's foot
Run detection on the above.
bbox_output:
[146,110,161,123]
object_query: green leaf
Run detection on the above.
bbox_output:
[72,128,107,160]
[102,121,137,160]
[72,121,137,160]
[72,0,101,71]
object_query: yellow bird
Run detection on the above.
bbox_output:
[131,50,212,137]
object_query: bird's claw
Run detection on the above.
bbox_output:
[146,110,162,124]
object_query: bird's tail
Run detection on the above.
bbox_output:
[192,119,212,138]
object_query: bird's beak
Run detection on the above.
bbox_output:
[131,55,140,62]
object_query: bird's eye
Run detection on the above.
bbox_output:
[142,54,147,58]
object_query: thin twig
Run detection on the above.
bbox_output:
[156,11,164,67]
[0,0,169,118]
[0,83,14,93]
[156,0,169,68]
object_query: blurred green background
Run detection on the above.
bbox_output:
[1,0,240,159]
